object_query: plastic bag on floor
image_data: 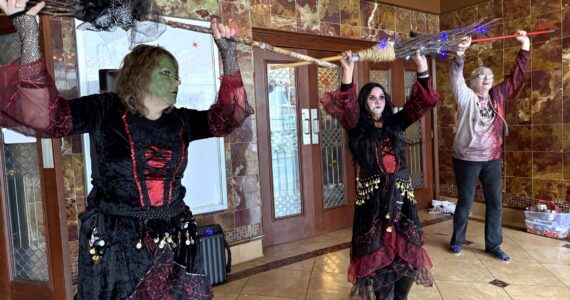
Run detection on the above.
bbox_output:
[429,200,456,215]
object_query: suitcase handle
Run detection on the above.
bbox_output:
[224,239,232,273]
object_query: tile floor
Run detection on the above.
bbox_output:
[213,212,570,299]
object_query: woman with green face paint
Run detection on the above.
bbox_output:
[0,1,253,298]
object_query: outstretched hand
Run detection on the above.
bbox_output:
[210,16,238,40]
[0,0,44,16]
[456,36,471,56]
[412,50,428,73]
[340,50,355,84]
[515,30,530,51]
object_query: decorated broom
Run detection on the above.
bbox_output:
[22,0,338,68]
[272,18,557,70]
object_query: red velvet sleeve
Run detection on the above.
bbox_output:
[319,85,360,130]
[491,50,530,105]
[207,71,253,137]
[0,59,72,138]
[399,78,440,129]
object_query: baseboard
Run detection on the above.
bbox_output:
[229,238,263,265]
[439,196,526,229]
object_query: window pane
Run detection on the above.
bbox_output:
[318,67,346,209]
[267,65,302,218]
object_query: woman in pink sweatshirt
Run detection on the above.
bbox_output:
[449,31,530,261]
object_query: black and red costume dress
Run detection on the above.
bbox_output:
[0,41,252,300]
[320,78,438,299]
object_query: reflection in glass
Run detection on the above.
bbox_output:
[2,131,48,282]
[318,67,346,209]
[267,65,302,218]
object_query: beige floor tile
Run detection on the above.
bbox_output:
[232,258,267,273]
[430,258,495,282]
[213,278,249,295]
[419,210,450,221]
[323,228,353,243]
[237,295,299,299]
[504,284,570,299]
[263,241,306,257]
[298,236,342,252]
[313,249,350,274]
[523,245,570,264]
[423,222,454,243]
[435,280,511,300]
[241,269,311,299]
[470,240,537,263]
[259,247,311,264]
[305,272,353,300]
[408,282,442,300]
[542,264,570,288]
[482,260,565,286]
[278,258,315,271]
[214,294,239,300]
[424,240,480,261]
[503,228,567,248]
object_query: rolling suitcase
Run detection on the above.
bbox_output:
[197,224,232,285]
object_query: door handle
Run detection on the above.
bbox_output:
[310,108,319,144]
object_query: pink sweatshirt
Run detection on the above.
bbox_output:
[449,50,529,161]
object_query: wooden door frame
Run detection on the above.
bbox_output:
[305,49,358,235]
[254,48,317,247]
[253,30,375,246]
[0,16,72,300]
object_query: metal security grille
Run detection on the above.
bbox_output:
[3,142,48,282]
[267,65,302,218]
[318,67,346,209]
[404,71,425,188]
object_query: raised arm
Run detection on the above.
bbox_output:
[449,37,473,107]
[185,18,253,139]
[0,1,74,137]
[491,31,530,102]
[319,50,360,130]
[396,50,440,129]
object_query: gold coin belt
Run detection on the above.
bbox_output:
[356,175,381,205]
[396,178,416,204]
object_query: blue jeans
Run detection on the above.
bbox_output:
[451,158,503,252]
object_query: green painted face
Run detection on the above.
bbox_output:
[146,56,179,106]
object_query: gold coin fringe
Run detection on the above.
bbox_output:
[396,178,416,204]
[356,175,381,205]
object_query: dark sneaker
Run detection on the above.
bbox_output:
[449,245,462,255]
[487,249,510,261]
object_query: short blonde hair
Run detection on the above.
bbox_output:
[469,66,493,89]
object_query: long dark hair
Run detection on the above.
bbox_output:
[347,82,407,170]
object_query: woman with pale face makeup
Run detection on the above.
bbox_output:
[0,1,252,299]
[320,49,440,299]
[448,32,529,262]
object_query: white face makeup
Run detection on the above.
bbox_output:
[366,87,386,120]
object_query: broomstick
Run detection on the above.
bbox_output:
[471,20,557,43]
[24,0,338,68]
[272,18,557,70]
